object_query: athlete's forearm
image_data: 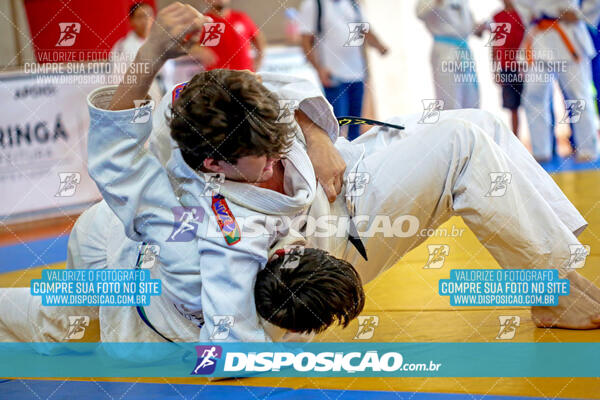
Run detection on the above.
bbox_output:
[295,109,326,139]
[109,44,165,110]
[109,3,208,110]
[295,110,346,202]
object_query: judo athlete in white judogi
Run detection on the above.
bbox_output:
[3,75,598,346]
[68,69,600,341]
[0,70,340,344]
[2,4,600,346]
[515,0,600,161]
[84,77,600,340]
[416,0,480,109]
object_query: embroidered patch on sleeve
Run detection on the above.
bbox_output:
[211,195,241,245]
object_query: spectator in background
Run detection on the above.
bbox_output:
[480,0,526,136]
[110,2,162,100]
[298,0,388,141]
[515,0,600,162]
[111,2,153,61]
[416,0,480,110]
[190,0,266,71]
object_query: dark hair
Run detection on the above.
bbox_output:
[169,70,295,171]
[128,2,149,18]
[255,248,365,335]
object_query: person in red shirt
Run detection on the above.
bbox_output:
[479,0,525,135]
[192,0,266,71]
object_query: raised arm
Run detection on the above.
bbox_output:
[109,3,207,110]
[88,4,274,342]
[89,2,208,242]
[87,3,209,327]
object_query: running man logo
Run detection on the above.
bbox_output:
[55,172,81,197]
[347,172,370,197]
[418,99,444,124]
[168,207,205,242]
[64,316,90,340]
[566,244,591,269]
[424,244,450,269]
[485,172,512,197]
[560,100,585,124]
[131,100,155,123]
[137,244,160,269]
[344,22,370,47]
[210,315,234,340]
[200,22,225,47]
[276,100,299,123]
[281,245,305,269]
[191,345,223,375]
[496,315,520,340]
[354,315,379,339]
[270,245,305,269]
[486,23,511,47]
[202,173,225,196]
[56,23,80,47]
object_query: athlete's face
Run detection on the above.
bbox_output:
[213,155,279,183]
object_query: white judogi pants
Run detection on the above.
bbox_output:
[344,109,587,284]
[0,204,293,344]
[522,60,599,160]
[0,203,170,345]
[0,287,99,353]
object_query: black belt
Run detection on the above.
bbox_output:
[336,116,402,261]
[134,245,174,343]
[336,116,404,131]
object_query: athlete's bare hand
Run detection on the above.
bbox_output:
[296,111,346,202]
[308,135,346,202]
[141,2,211,62]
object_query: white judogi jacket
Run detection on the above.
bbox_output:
[514,0,600,62]
[86,73,351,342]
[416,0,475,39]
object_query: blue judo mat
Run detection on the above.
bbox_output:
[0,380,578,400]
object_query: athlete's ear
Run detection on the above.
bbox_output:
[202,158,224,173]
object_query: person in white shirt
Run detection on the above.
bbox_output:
[298,0,388,141]
[416,0,480,110]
